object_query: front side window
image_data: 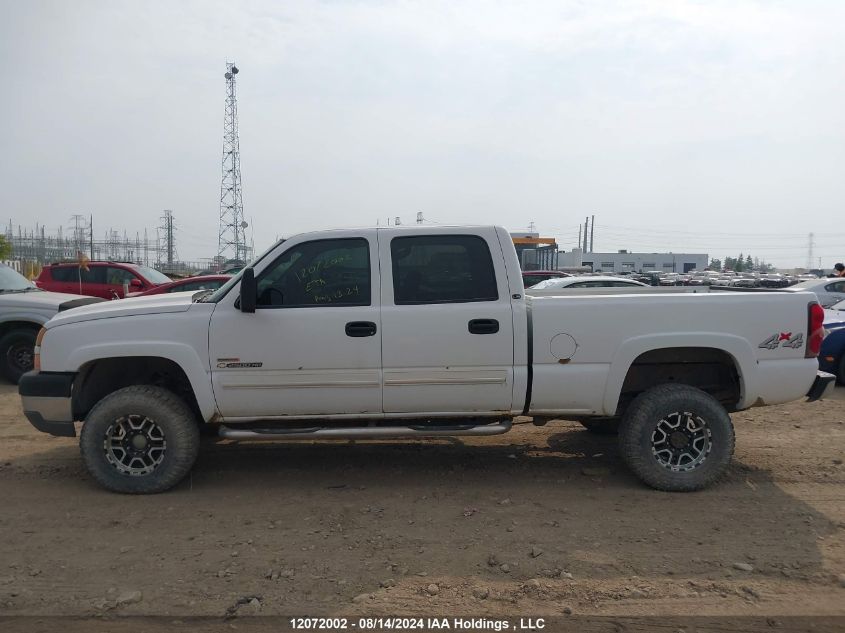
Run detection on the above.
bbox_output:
[391,235,498,305]
[256,238,370,307]
[106,267,138,285]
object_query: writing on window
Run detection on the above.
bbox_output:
[256,238,371,307]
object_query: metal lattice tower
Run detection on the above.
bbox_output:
[160,210,177,271]
[218,62,247,263]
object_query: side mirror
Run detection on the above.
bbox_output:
[240,268,256,313]
[130,279,143,288]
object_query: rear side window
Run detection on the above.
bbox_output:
[48,266,76,282]
[82,267,106,283]
[50,265,106,283]
[391,235,498,305]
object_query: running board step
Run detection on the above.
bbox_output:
[218,420,512,440]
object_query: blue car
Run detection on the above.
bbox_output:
[820,302,845,382]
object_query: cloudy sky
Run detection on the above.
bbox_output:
[2,0,844,267]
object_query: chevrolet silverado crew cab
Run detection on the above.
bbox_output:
[18,226,834,494]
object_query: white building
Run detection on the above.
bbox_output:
[559,249,709,274]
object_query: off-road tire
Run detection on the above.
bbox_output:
[579,417,620,435]
[618,384,734,492]
[80,385,200,494]
[0,328,37,384]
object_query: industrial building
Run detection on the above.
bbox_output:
[510,232,559,270]
[558,249,709,274]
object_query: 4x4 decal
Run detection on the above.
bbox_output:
[759,332,803,350]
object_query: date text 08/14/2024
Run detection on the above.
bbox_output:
[289,617,546,631]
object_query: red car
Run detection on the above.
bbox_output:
[35,261,172,299]
[125,274,231,297]
[521,270,569,288]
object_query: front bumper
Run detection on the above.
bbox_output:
[806,370,836,403]
[18,371,76,437]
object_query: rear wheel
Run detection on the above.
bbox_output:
[0,328,37,384]
[80,385,200,494]
[618,384,734,492]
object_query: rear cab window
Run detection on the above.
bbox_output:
[390,235,498,304]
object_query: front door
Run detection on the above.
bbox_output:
[208,232,382,419]
[378,229,515,414]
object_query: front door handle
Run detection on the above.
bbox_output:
[468,318,499,335]
[345,321,377,337]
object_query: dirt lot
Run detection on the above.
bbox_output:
[1,381,844,621]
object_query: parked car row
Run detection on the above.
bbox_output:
[0,264,103,382]
[0,261,231,382]
[34,261,231,299]
[528,275,647,290]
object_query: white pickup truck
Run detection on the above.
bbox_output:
[19,226,834,494]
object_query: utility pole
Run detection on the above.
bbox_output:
[218,61,246,264]
[807,233,814,270]
[583,216,589,253]
[577,224,582,250]
[590,214,595,252]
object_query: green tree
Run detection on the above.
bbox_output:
[735,253,745,272]
[709,258,722,271]
[0,235,11,260]
[745,255,754,271]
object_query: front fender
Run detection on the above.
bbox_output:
[602,333,756,414]
[68,342,216,421]
[0,311,50,327]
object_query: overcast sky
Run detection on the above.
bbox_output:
[2,0,844,267]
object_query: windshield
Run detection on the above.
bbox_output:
[529,278,568,290]
[0,264,38,292]
[202,240,285,303]
[135,266,172,284]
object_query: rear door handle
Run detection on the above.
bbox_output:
[345,321,377,337]
[468,318,499,335]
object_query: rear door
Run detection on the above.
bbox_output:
[379,228,515,414]
[80,266,109,298]
[45,265,79,294]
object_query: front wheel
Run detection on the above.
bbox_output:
[0,328,37,383]
[80,385,200,494]
[618,384,734,492]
